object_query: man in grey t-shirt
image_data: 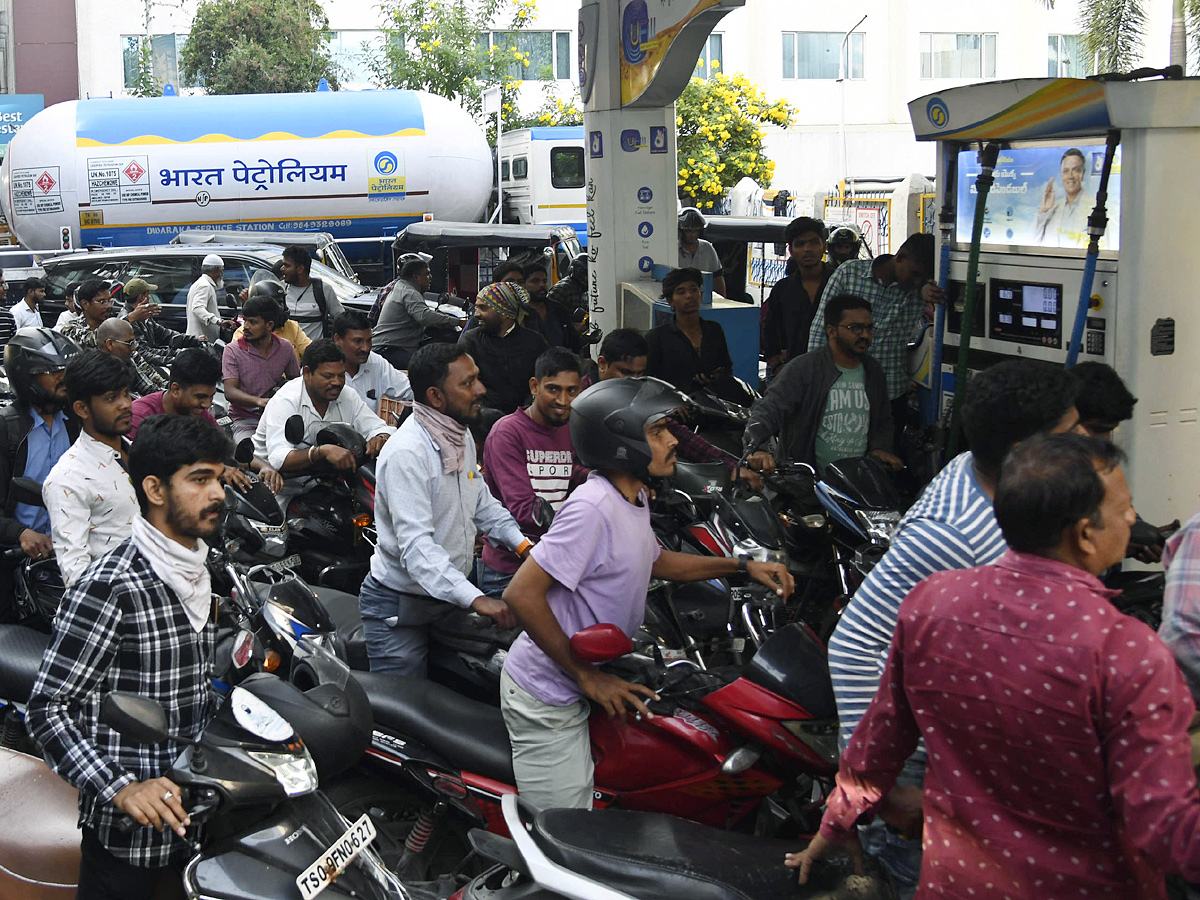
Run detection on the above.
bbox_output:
[677,207,726,297]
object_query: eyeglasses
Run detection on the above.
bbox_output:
[112,338,137,348]
[838,322,875,335]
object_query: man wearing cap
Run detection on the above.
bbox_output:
[121,277,197,364]
[458,283,548,415]
[186,254,235,342]
[12,277,45,331]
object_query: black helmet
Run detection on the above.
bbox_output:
[568,252,588,282]
[678,207,707,234]
[827,223,863,262]
[4,327,82,409]
[248,273,286,301]
[570,377,689,478]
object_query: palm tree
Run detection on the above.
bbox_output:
[1078,0,1147,73]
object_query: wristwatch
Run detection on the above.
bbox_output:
[737,556,749,573]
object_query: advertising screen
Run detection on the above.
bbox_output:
[956,144,1120,251]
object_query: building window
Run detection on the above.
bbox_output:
[782,32,864,80]
[480,31,572,81]
[121,34,197,90]
[326,30,386,84]
[695,33,723,80]
[1048,34,1092,78]
[920,33,996,79]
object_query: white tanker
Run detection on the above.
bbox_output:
[0,89,492,259]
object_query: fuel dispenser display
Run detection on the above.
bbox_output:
[910,74,1200,521]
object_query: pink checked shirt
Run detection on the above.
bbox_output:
[822,550,1200,899]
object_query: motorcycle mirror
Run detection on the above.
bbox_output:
[234,438,256,466]
[9,476,44,508]
[570,623,633,664]
[101,692,169,745]
[742,421,771,455]
[231,629,256,669]
[284,415,307,445]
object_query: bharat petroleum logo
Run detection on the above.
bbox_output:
[374,151,398,175]
[621,0,650,65]
[926,98,950,129]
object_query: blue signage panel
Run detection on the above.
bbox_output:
[0,94,44,148]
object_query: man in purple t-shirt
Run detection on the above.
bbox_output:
[480,348,588,595]
[222,295,300,442]
[501,377,794,810]
[130,348,283,493]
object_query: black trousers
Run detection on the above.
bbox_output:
[76,829,183,900]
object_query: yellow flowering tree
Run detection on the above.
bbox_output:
[675,71,795,209]
[368,0,538,139]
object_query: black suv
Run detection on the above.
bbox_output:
[37,244,373,330]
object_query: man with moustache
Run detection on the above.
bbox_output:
[522,264,580,352]
[360,342,532,677]
[745,294,900,475]
[458,281,548,414]
[480,348,588,595]
[28,415,232,900]
[43,351,140,588]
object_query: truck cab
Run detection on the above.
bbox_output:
[496,127,586,242]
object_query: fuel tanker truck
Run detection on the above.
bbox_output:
[0,89,492,275]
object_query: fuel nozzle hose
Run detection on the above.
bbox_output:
[947,141,1001,458]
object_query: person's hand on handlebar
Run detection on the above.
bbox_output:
[746,560,794,597]
[870,449,904,470]
[114,777,191,837]
[220,464,253,492]
[315,444,357,472]
[747,450,776,475]
[735,468,763,491]
[471,595,519,631]
[257,465,283,494]
[18,528,53,560]
[365,434,389,458]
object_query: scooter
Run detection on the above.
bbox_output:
[0,648,414,900]
[450,793,896,900]
[328,620,840,879]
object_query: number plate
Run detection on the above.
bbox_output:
[268,554,302,574]
[296,813,377,900]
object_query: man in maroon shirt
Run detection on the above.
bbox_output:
[222,295,300,443]
[788,433,1200,899]
[480,348,587,595]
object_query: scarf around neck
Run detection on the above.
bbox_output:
[411,401,468,474]
[131,516,212,633]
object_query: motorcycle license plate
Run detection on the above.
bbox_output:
[296,813,377,900]
[268,554,302,574]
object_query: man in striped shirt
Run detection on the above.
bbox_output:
[826,358,1082,897]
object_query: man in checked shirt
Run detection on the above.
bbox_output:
[27,414,231,900]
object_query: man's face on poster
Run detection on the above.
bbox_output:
[1061,153,1085,201]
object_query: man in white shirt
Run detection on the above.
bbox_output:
[186,253,235,341]
[12,277,45,330]
[279,245,344,340]
[252,339,394,508]
[43,350,139,587]
[1034,147,1099,249]
[332,310,412,412]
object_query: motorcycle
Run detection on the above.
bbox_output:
[0,644,419,900]
[450,792,895,900]
[280,416,379,592]
[328,619,841,880]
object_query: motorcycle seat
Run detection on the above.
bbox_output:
[0,748,80,897]
[353,671,514,785]
[0,624,51,705]
[532,808,890,900]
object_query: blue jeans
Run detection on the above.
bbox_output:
[358,574,457,678]
[476,561,514,598]
[858,755,926,900]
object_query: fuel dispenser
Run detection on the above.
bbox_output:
[910,75,1200,522]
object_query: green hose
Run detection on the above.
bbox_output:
[947,142,1000,459]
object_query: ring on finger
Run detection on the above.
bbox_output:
[163,790,173,802]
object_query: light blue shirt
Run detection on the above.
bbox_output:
[16,409,70,535]
[367,415,525,609]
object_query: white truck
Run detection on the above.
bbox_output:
[496,126,586,242]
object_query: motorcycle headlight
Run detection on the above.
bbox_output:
[854,509,901,544]
[731,537,786,566]
[248,749,318,797]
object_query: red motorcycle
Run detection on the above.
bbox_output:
[326,620,839,880]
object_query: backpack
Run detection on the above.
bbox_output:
[369,277,401,328]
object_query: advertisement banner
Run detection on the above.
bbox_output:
[956,143,1121,251]
[0,94,43,149]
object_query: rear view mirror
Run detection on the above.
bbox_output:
[531,497,555,532]
[284,415,306,445]
[570,624,633,664]
[234,438,255,465]
[101,692,169,745]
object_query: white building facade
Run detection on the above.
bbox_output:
[77,0,1172,202]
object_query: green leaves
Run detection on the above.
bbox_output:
[180,0,340,94]
[1077,0,1146,74]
